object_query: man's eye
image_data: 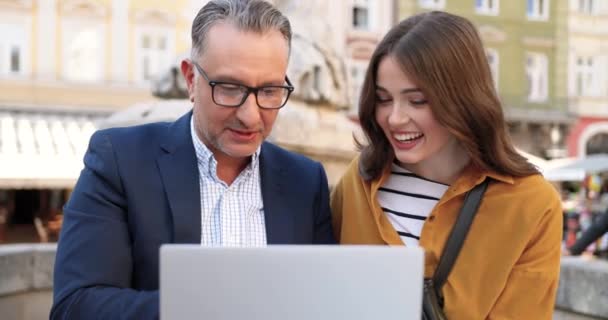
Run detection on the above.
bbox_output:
[217,85,245,96]
[218,84,241,90]
[260,87,280,95]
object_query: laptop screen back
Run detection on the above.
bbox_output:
[160,245,423,320]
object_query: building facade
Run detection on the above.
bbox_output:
[0,0,199,243]
[0,0,400,242]
[564,0,608,157]
[343,0,397,114]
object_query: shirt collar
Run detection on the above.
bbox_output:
[190,116,261,179]
[374,158,515,197]
[447,162,514,195]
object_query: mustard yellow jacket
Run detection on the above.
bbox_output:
[331,156,562,320]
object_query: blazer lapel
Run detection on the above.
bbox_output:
[157,112,201,243]
[259,143,294,244]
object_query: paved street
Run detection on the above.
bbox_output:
[554,309,604,320]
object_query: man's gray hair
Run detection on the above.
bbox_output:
[191,0,292,60]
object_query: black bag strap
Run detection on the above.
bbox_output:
[433,179,490,289]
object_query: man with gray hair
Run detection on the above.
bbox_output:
[51,1,335,318]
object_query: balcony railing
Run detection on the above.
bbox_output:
[499,95,572,123]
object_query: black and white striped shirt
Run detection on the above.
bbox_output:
[377,164,449,246]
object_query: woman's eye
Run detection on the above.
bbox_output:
[376,96,392,104]
[410,99,428,106]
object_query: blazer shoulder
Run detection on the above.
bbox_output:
[96,122,170,142]
[91,122,172,152]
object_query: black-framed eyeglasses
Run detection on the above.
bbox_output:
[192,61,295,109]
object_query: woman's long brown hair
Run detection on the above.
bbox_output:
[357,11,539,181]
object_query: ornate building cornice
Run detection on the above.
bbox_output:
[60,0,107,19]
[133,8,176,26]
[478,25,507,43]
[0,0,33,12]
[522,37,555,48]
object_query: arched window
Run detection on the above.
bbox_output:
[586,133,608,155]
[63,26,105,82]
[134,10,176,85]
[0,4,31,77]
[60,0,107,83]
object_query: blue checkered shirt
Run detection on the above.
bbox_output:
[190,117,267,247]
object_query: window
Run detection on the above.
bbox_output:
[135,28,173,84]
[577,0,598,14]
[0,23,29,76]
[419,0,445,9]
[349,62,368,114]
[526,53,548,102]
[573,56,601,97]
[486,48,499,91]
[10,47,20,72]
[476,0,499,15]
[527,0,550,20]
[352,0,370,30]
[0,44,22,75]
[576,57,593,96]
[62,21,106,82]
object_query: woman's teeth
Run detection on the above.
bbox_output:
[393,133,423,142]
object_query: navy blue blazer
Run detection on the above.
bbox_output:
[51,112,335,319]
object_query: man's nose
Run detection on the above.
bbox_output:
[236,93,262,126]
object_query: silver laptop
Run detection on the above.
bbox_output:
[160,245,423,320]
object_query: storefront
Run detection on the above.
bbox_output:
[0,107,106,243]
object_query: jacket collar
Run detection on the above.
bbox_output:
[259,142,294,244]
[158,111,201,243]
[371,160,514,198]
[157,111,293,244]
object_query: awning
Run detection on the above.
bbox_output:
[0,108,107,189]
[516,148,586,182]
[543,154,608,182]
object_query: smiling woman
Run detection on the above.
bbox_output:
[373,55,469,183]
[331,11,563,320]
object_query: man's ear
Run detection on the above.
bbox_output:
[181,59,196,102]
